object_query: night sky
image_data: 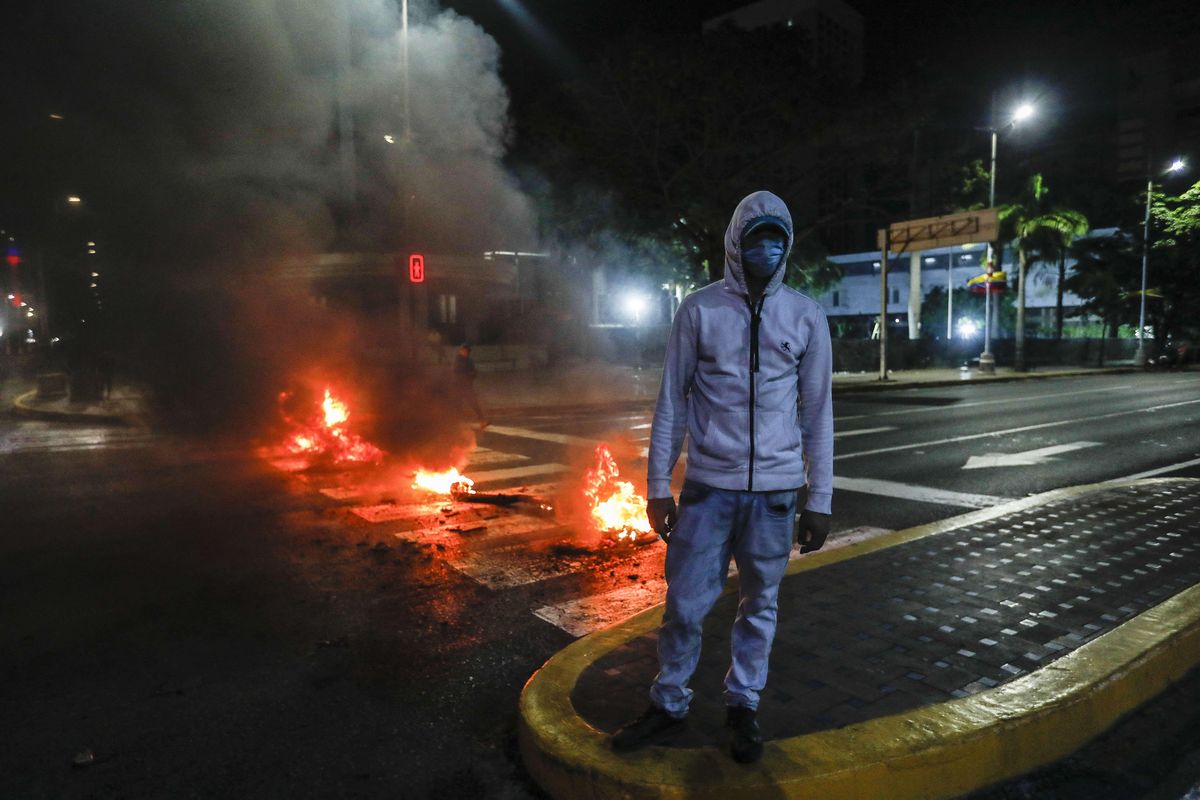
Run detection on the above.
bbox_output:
[4,0,1199,242]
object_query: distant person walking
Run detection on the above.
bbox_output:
[452,343,489,429]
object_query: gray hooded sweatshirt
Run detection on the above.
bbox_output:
[646,190,834,514]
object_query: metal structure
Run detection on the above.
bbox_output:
[875,209,998,380]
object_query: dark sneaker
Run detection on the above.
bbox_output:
[611,704,686,752]
[726,705,764,764]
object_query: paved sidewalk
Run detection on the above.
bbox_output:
[520,478,1200,799]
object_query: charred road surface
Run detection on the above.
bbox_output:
[2,371,1200,798]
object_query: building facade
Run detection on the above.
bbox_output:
[812,231,1116,338]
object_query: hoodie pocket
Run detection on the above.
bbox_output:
[754,410,803,472]
[696,410,748,469]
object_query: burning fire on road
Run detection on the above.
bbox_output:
[280,387,384,465]
[412,467,475,496]
[584,443,653,543]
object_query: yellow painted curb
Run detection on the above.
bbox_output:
[519,478,1200,800]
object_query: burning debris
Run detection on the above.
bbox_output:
[584,443,653,543]
[411,467,556,517]
[412,467,474,496]
[280,387,384,465]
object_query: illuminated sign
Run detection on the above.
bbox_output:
[409,254,425,284]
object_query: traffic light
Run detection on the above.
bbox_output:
[5,246,19,267]
[409,253,425,284]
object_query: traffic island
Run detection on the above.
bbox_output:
[518,478,1200,799]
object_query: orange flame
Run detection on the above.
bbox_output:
[413,467,475,495]
[282,387,384,464]
[584,443,651,542]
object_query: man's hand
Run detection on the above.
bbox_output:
[796,509,831,553]
[647,497,678,542]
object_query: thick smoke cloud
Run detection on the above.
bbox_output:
[26,0,535,438]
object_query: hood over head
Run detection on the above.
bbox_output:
[723,190,794,297]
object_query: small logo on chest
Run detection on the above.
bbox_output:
[780,341,792,353]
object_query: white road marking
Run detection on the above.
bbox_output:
[835,398,1200,461]
[534,579,667,637]
[469,463,570,486]
[832,476,1007,508]
[833,380,1199,422]
[448,543,580,589]
[533,525,899,636]
[269,458,310,472]
[962,441,1102,470]
[465,448,530,467]
[824,525,895,550]
[396,514,560,545]
[319,487,362,500]
[484,425,598,447]
[1108,456,1200,482]
[834,426,895,438]
[349,501,454,523]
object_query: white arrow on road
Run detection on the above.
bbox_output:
[962,441,1102,470]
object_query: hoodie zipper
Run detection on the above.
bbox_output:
[746,294,765,491]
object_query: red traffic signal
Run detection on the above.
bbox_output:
[6,246,20,267]
[408,254,425,284]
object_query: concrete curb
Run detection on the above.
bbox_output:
[831,366,1137,395]
[12,390,138,425]
[487,367,1137,418]
[518,478,1200,800]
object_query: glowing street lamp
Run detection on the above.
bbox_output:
[623,292,648,325]
[66,195,83,204]
[979,98,1037,373]
[1012,103,1036,124]
[1135,156,1188,366]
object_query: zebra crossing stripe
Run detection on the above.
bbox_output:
[469,463,570,486]
[465,448,530,467]
[447,547,580,590]
[483,425,598,447]
[349,501,456,523]
[320,487,362,500]
[533,578,667,637]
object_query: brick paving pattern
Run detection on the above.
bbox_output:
[572,482,1200,747]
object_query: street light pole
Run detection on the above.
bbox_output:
[1136,157,1187,366]
[979,128,999,373]
[978,100,1035,373]
[1136,175,1153,367]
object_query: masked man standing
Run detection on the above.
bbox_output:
[612,190,834,763]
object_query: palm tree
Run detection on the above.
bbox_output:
[997,175,1089,370]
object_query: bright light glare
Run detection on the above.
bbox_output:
[66,195,82,204]
[383,134,396,144]
[623,293,648,317]
[1012,103,1035,123]
[1167,158,1187,173]
[956,318,980,339]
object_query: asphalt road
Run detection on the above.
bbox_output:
[2,371,1199,799]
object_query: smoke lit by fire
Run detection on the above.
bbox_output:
[282,387,384,464]
[584,443,652,542]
